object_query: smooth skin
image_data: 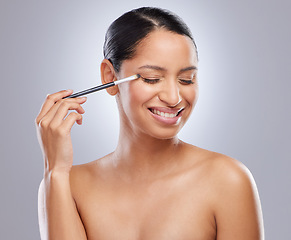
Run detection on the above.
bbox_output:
[37,30,264,240]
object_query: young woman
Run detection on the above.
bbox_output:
[36,7,264,240]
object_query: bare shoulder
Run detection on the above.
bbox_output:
[69,155,111,198]
[182,142,255,187]
[70,160,97,179]
[208,150,254,187]
[183,142,264,239]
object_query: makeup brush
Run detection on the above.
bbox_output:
[64,74,140,99]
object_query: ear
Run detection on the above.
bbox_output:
[100,59,119,96]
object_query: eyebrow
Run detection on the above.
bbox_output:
[180,66,197,72]
[138,65,166,71]
[138,65,197,72]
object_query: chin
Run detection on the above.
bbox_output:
[141,124,185,140]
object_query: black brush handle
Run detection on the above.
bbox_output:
[64,82,115,99]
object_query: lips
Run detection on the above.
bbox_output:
[148,107,184,125]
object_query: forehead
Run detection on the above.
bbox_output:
[132,30,197,67]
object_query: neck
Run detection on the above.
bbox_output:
[112,126,182,182]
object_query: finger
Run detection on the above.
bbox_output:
[49,100,86,127]
[36,90,73,125]
[38,97,87,128]
[61,112,83,132]
[76,115,83,125]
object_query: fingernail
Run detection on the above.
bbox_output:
[66,89,73,93]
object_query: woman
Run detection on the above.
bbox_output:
[36,7,264,240]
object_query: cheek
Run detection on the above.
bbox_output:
[183,85,199,106]
[128,81,158,106]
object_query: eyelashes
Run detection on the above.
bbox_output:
[179,79,195,85]
[141,78,160,84]
[140,76,195,85]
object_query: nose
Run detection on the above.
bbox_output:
[158,79,182,107]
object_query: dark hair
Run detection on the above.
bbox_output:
[103,7,198,72]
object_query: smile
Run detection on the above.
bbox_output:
[148,107,184,125]
[150,109,178,118]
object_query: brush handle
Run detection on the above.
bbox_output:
[64,82,115,99]
[63,74,140,99]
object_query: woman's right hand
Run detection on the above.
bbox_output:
[35,90,87,174]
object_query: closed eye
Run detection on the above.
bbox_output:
[179,79,195,85]
[140,76,195,85]
[141,77,160,84]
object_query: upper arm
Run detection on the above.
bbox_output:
[38,172,87,240]
[213,158,264,240]
[38,179,48,240]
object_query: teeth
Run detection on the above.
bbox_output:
[151,109,179,118]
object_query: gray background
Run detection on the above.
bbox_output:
[1,0,290,239]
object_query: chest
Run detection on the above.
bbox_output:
[75,179,216,240]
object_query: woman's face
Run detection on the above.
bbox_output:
[116,30,199,140]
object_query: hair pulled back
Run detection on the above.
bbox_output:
[103,7,198,72]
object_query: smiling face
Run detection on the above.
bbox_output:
[115,30,199,140]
